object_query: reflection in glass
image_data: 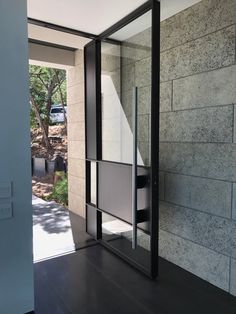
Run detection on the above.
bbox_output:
[102,212,150,269]
[101,11,151,166]
[90,162,97,205]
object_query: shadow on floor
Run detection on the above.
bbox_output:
[33,195,97,262]
[33,201,71,234]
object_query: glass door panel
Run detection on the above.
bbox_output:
[101,10,151,166]
[85,1,160,278]
[99,9,153,276]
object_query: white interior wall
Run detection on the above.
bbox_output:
[0,0,34,313]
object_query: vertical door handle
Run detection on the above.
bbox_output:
[132,87,138,249]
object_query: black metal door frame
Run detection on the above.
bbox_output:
[84,0,160,278]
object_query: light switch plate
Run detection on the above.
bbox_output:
[0,203,12,220]
[0,182,12,198]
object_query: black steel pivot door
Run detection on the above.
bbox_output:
[85,0,160,278]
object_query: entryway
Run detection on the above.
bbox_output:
[29,38,94,262]
[32,196,96,262]
[34,245,236,314]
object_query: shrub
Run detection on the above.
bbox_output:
[50,175,68,206]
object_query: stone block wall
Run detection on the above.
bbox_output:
[66,0,236,295]
[67,50,86,217]
[159,0,236,295]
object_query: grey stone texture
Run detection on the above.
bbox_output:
[230,258,236,295]
[159,171,165,201]
[122,63,134,92]
[101,42,120,72]
[234,105,236,144]
[232,183,236,220]
[165,173,232,218]
[122,28,151,66]
[120,28,152,165]
[101,43,121,98]
[160,81,172,112]
[139,86,151,115]
[160,0,236,52]
[135,57,151,88]
[160,25,235,82]
[159,229,230,291]
[121,89,133,118]
[160,201,236,258]
[101,0,236,295]
[121,91,150,165]
[137,114,149,142]
[160,105,233,143]
[173,66,236,111]
[160,142,236,182]
[158,0,236,295]
[138,141,150,166]
[122,87,151,118]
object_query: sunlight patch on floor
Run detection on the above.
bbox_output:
[33,195,75,262]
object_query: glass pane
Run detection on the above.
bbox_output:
[90,162,97,205]
[101,11,151,166]
[102,212,150,270]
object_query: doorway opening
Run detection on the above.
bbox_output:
[30,63,71,262]
[28,25,96,262]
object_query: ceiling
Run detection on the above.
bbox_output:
[27,0,201,35]
[27,0,201,50]
[28,24,91,49]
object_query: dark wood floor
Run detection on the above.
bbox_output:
[68,211,97,250]
[34,245,236,314]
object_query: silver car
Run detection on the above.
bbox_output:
[50,105,67,123]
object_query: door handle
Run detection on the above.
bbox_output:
[132,87,138,249]
[137,175,149,188]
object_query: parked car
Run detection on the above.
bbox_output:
[50,104,67,123]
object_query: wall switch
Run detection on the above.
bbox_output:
[0,182,12,198]
[0,203,12,220]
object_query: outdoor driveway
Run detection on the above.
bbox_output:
[32,195,75,262]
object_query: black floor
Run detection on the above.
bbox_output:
[34,245,236,314]
[68,211,97,250]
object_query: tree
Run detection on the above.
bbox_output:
[29,65,67,151]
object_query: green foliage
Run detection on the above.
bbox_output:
[30,108,38,129]
[52,80,67,104]
[50,175,68,206]
[29,65,67,129]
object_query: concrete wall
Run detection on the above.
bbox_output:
[67,0,236,296]
[0,0,34,313]
[159,0,236,295]
[67,50,86,217]
[106,0,236,295]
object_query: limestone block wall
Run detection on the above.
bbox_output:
[67,50,86,217]
[66,0,236,295]
[159,0,236,295]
